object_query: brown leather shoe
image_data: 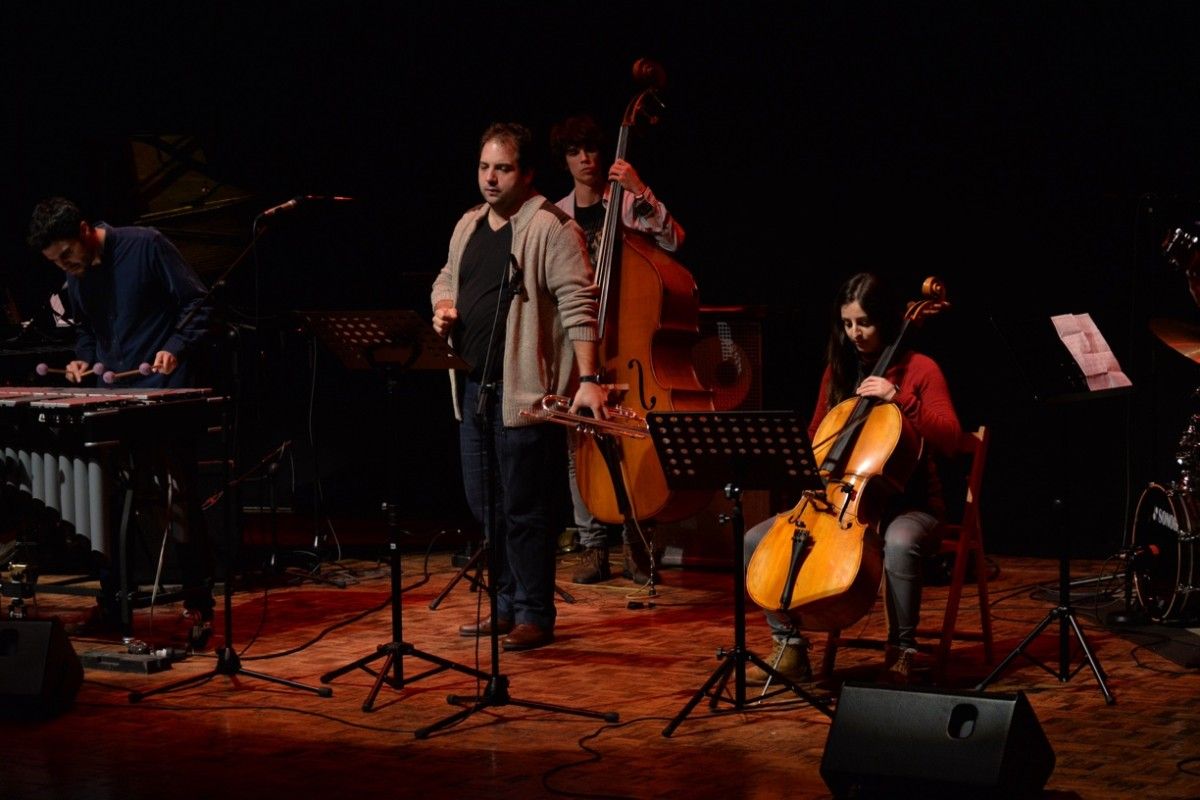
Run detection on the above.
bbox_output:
[458,616,514,637]
[501,623,554,651]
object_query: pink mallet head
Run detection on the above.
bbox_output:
[35,363,49,376]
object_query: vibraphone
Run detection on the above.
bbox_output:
[0,386,223,626]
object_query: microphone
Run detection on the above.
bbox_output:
[260,194,356,218]
[1125,543,1161,563]
[507,255,526,299]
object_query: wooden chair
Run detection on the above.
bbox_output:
[820,426,994,683]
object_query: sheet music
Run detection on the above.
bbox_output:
[1050,313,1132,391]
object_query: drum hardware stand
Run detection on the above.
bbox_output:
[1105,549,1148,626]
[298,310,490,711]
[416,261,616,738]
[647,411,832,737]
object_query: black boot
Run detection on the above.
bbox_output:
[621,542,652,585]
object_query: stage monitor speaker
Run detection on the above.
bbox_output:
[820,682,1055,799]
[0,619,84,718]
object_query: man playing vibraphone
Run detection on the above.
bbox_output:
[26,197,216,645]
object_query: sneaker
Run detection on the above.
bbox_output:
[885,646,918,684]
[746,638,812,685]
[571,546,611,584]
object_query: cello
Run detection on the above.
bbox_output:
[745,278,949,631]
[574,60,715,525]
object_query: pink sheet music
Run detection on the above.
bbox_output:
[1050,313,1132,391]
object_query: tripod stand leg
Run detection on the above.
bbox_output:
[662,654,736,737]
[131,647,332,702]
[361,649,396,712]
[238,666,334,697]
[416,674,618,739]
[976,606,1116,704]
[319,646,389,684]
[1065,610,1116,705]
[976,607,1057,691]
[428,546,486,610]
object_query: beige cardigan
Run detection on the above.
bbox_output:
[431,193,598,427]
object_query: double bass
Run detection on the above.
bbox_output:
[574,60,714,524]
[745,278,949,631]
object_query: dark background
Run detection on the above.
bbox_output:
[5,2,1200,557]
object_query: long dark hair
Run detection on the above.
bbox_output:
[825,273,905,406]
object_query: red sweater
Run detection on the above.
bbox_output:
[808,349,962,518]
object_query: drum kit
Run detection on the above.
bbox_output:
[1129,226,1200,624]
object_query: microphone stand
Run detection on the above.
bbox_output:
[415,254,617,738]
[130,215,331,701]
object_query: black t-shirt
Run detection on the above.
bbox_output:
[574,199,605,263]
[456,218,514,382]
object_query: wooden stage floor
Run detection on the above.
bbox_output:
[5,549,1199,799]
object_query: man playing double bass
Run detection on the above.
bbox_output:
[548,113,686,586]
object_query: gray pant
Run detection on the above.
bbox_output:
[743,510,939,650]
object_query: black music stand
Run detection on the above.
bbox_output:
[298,310,490,709]
[647,411,832,737]
[976,313,1130,705]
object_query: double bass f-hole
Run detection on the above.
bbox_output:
[626,358,657,410]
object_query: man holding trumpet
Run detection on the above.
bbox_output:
[432,122,604,652]
[26,197,215,643]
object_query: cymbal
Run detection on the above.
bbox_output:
[1150,317,1200,363]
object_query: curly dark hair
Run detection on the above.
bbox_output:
[27,197,87,251]
[479,122,536,174]
[549,114,608,166]
[825,272,905,406]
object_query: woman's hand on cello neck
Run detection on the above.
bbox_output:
[855,375,899,403]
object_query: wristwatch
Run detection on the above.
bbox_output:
[579,374,603,384]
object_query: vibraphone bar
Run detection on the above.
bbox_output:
[0,386,222,628]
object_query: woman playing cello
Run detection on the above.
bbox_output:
[743,272,962,684]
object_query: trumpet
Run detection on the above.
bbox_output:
[520,394,648,439]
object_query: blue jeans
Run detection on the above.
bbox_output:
[460,379,566,629]
[744,510,939,650]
